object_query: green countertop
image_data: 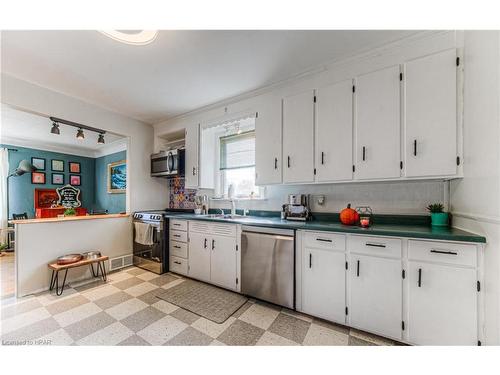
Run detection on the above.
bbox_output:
[165,213,486,244]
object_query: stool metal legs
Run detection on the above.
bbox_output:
[49,269,69,296]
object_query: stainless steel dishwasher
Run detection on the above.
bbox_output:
[241,225,295,309]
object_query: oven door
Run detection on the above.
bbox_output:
[133,222,164,274]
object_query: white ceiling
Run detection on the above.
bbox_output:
[1,104,125,157]
[1,30,416,124]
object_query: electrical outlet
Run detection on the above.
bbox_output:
[316,195,325,205]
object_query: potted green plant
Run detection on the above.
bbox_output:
[426,203,449,227]
[64,208,76,216]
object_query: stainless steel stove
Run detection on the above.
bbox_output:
[132,211,166,274]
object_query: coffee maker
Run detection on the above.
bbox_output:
[282,194,311,221]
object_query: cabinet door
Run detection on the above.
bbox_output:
[407,262,477,345]
[188,232,210,283]
[302,247,346,324]
[355,65,401,180]
[315,80,353,182]
[255,97,282,185]
[210,234,237,290]
[282,90,315,183]
[404,49,457,177]
[349,254,402,339]
[184,124,199,188]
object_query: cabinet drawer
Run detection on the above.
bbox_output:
[170,256,188,275]
[304,231,346,251]
[170,219,187,231]
[170,230,187,243]
[348,235,402,258]
[170,241,188,258]
[408,240,477,267]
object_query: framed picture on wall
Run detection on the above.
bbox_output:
[69,162,81,174]
[52,173,64,185]
[31,157,46,171]
[51,159,64,172]
[107,160,127,194]
[32,172,46,184]
[70,174,81,186]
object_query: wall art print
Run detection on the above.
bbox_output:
[107,160,126,193]
[168,177,196,209]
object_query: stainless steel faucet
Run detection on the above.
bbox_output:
[230,199,236,216]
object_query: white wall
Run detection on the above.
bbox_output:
[450,31,500,345]
[15,216,131,296]
[1,73,168,213]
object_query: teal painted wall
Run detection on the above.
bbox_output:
[94,150,127,214]
[2,145,95,218]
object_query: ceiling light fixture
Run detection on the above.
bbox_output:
[49,116,107,145]
[99,30,158,45]
[98,133,105,144]
[76,128,85,140]
[50,122,60,135]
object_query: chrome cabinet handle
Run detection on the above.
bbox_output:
[192,167,196,175]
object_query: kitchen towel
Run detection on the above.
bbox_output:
[134,222,154,246]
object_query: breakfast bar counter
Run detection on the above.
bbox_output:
[13,213,132,297]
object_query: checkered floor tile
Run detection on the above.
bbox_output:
[0,267,401,346]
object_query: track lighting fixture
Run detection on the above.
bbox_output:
[49,116,108,144]
[98,133,105,144]
[76,128,85,140]
[50,122,60,135]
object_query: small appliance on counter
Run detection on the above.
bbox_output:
[282,194,311,221]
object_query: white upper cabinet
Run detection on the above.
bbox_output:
[184,124,200,189]
[354,65,401,180]
[404,49,458,177]
[255,97,282,185]
[315,80,353,182]
[282,90,315,183]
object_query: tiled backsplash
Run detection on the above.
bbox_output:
[168,177,197,209]
[193,180,448,215]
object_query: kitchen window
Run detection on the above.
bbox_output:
[219,130,260,198]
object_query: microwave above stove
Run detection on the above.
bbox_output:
[151,149,185,178]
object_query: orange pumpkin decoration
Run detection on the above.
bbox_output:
[340,203,359,225]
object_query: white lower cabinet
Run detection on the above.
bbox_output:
[348,254,402,340]
[298,231,481,345]
[301,245,346,323]
[407,262,478,345]
[209,234,237,290]
[187,221,239,291]
[187,231,211,283]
